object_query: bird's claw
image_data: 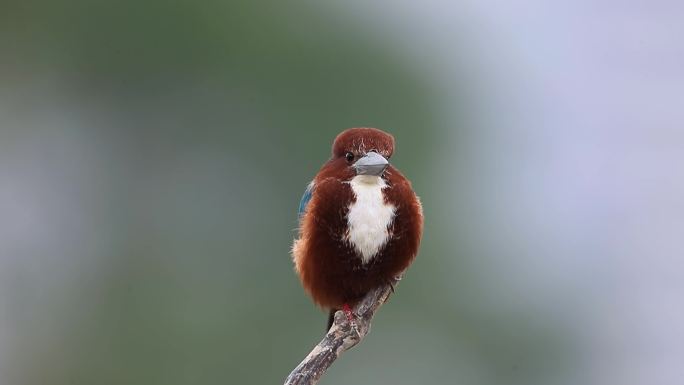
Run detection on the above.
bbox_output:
[350,319,359,334]
[341,303,360,332]
[386,276,400,293]
[342,303,356,322]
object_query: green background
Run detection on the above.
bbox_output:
[3,1,680,385]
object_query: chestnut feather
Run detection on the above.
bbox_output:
[292,128,423,315]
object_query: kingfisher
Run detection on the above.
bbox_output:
[292,127,423,330]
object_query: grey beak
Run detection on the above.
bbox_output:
[353,152,389,176]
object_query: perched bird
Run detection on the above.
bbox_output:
[292,127,423,330]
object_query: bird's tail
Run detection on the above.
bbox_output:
[326,309,337,331]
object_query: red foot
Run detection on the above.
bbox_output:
[342,303,355,323]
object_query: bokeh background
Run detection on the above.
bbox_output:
[1,1,683,384]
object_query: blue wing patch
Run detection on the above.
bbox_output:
[298,182,314,218]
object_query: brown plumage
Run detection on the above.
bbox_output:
[292,128,423,328]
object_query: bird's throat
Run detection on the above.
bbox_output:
[345,175,396,264]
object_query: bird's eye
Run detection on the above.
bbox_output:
[345,152,354,163]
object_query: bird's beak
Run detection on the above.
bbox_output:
[353,152,389,176]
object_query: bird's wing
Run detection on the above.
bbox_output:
[298,182,315,218]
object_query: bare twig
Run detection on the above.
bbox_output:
[284,279,398,385]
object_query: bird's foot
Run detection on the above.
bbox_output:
[386,276,401,293]
[342,303,359,331]
[342,303,355,322]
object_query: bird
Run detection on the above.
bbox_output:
[292,127,423,330]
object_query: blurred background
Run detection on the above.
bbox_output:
[1,1,683,384]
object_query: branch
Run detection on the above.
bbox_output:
[284,278,398,385]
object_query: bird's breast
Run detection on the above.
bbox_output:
[344,175,396,264]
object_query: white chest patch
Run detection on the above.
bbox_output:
[345,175,396,264]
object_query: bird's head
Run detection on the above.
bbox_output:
[317,127,395,182]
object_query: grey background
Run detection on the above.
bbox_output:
[1,1,682,384]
